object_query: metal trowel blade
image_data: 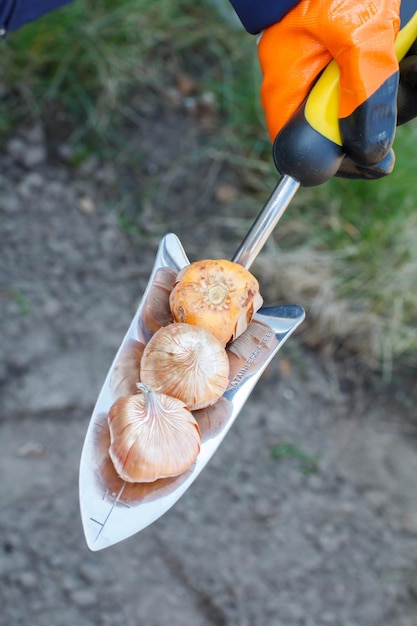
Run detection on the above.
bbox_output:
[79,233,305,551]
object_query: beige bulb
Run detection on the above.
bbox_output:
[108,383,201,483]
[140,322,230,410]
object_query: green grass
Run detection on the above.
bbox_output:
[0,0,263,148]
[270,442,319,475]
[2,0,417,371]
[305,124,417,370]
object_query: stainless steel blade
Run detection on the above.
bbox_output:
[79,232,304,551]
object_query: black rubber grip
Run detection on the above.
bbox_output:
[272,105,344,187]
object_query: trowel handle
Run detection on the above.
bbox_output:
[272,11,417,187]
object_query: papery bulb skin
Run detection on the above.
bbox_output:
[108,383,201,483]
[169,259,263,346]
[110,339,145,398]
[139,267,176,341]
[140,322,229,410]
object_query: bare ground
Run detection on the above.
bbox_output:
[1,94,417,626]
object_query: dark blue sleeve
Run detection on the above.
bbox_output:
[228,0,300,34]
[0,0,73,36]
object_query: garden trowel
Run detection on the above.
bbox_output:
[79,176,305,552]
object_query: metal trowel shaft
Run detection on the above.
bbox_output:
[232,175,299,269]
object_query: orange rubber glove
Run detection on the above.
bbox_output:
[258,0,403,177]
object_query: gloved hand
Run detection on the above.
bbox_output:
[258,0,417,181]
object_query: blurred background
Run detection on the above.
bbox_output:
[1,2,417,625]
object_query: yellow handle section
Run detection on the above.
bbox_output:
[305,11,417,146]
